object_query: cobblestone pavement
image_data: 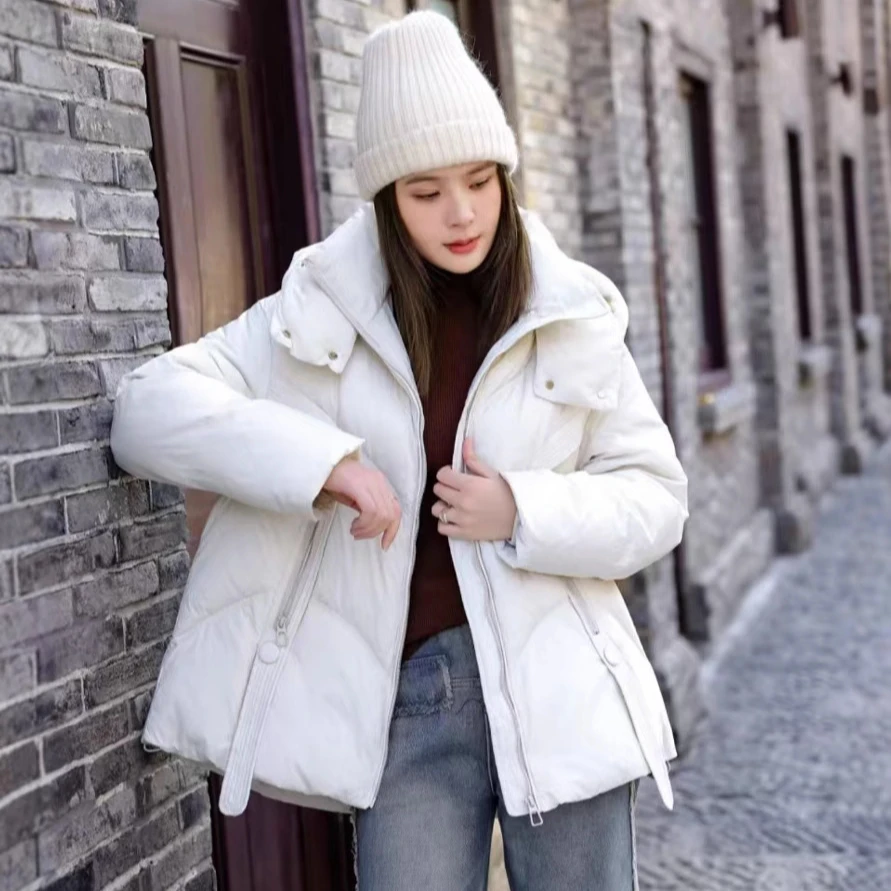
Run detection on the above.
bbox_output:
[635,445,891,890]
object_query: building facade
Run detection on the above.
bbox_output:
[2,1,891,889]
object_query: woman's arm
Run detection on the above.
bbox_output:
[497,346,688,579]
[110,296,363,519]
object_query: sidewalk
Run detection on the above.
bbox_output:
[635,444,891,890]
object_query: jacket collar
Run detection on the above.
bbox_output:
[270,204,628,398]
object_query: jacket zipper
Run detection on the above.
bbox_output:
[305,260,427,804]
[273,510,337,647]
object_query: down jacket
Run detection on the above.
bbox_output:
[110,205,688,820]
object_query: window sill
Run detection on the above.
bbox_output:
[698,380,757,437]
[798,342,833,386]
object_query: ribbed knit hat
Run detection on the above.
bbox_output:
[354,11,518,200]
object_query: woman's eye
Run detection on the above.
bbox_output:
[470,176,493,190]
[414,192,439,202]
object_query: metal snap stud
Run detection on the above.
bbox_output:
[545,379,555,390]
[328,350,338,361]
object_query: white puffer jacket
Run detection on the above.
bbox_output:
[110,205,688,821]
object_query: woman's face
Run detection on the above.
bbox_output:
[394,161,502,274]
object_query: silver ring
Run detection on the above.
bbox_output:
[440,507,450,525]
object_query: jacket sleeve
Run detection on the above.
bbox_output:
[110,297,363,519]
[497,346,688,579]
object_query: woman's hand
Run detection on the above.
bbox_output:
[432,439,517,541]
[323,457,402,550]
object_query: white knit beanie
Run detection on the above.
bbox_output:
[354,10,518,200]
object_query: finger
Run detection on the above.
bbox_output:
[432,483,462,506]
[381,514,401,550]
[437,520,472,540]
[463,438,496,479]
[436,465,465,488]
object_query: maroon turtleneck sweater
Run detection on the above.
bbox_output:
[402,268,483,659]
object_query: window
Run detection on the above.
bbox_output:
[680,73,728,377]
[841,155,864,318]
[409,0,501,90]
[779,0,801,38]
[786,130,813,341]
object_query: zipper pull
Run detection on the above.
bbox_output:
[275,616,288,648]
[527,795,543,827]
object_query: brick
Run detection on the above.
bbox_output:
[43,702,129,773]
[53,0,99,10]
[0,499,65,549]
[59,400,114,444]
[118,513,188,562]
[0,90,66,132]
[52,317,169,355]
[43,861,94,891]
[0,767,86,856]
[38,785,135,874]
[72,103,152,148]
[178,786,209,831]
[6,360,100,405]
[83,639,165,707]
[92,824,139,887]
[0,651,35,700]
[158,549,190,591]
[89,733,151,796]
[98,0,137,25]
[0,589,72,648]
[117,155,156,190]
[0,273,86,314]
[103,66,146,106]
[0,464,10,506]
[134,761,180,817]
[128,688,151,728]
[0,0,58,47]
[123,236,165,273]
[0,181,76,221]
[67,480,149,534]
[61,11,143,64]
[137,800,179,858]
[125,593,179,647]
[37,615,125,683]
[0,226,28,267]
[81,190,158,232]
[14,447,110,498]
[98,356,144,396]
[184,868,216,891]
[33,231,120,271]
[147,826,212,891]
[0,410,57,453]
[17,46,102,97]
[0,41,13,80]
[0,319,49,359]
[150,482,182,510]
[23,139,115,183]
[0,839,37,890]
[17,530,116,595]
[73,560,158,617]
[88,274,167,311]
[0,132,14,171]
[0,679,83,746]
[0,741,40,800]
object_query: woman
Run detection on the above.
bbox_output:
[111,11,687,890]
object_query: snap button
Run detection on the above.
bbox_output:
[545,379,555,390]
[282,329,291,340]
[258,642,281,664]
[597,390,608,400]
[602,643,620,667]
[328,350,338,361]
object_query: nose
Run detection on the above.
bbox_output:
[446,192,475,229]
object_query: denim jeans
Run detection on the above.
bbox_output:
[354,624,638,890]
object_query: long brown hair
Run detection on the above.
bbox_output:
[373,165,532,396]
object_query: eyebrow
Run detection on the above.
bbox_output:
[403,162,496,186]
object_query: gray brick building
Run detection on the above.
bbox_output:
[1,1,890,889]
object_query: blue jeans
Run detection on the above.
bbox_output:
[355,624,638,890]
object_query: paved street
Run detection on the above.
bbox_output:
[635,444,891,890]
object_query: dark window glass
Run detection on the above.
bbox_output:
[786,130,813,341]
